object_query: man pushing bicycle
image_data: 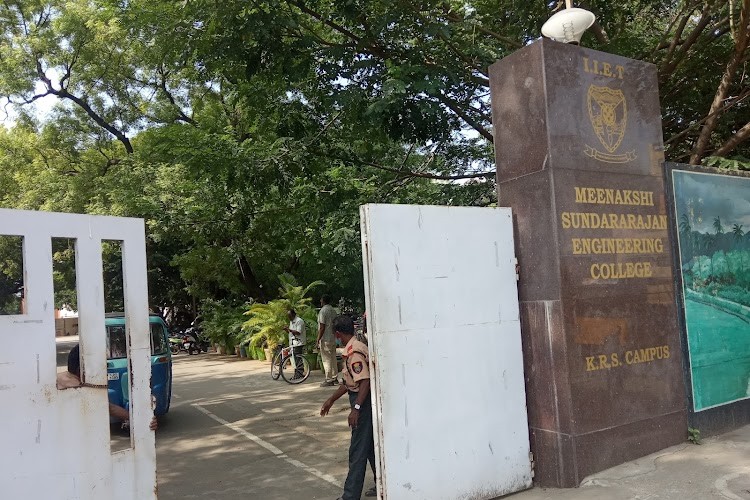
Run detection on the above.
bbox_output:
[283,309,307,379]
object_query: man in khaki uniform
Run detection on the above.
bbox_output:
[320,315,376,499]
[316,295,338,387]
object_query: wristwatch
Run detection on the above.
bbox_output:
[353,403,361,411]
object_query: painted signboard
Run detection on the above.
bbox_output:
[672,169,750,411]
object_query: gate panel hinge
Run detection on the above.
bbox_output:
[529,451,535,478]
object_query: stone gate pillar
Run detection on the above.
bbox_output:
[489,39,687,487]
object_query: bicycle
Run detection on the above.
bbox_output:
[271,345,282,380]
[270,343,310,384]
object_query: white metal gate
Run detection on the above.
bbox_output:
[0,209,156,500]
[361,204,532,500]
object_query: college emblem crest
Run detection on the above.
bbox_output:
[584,85,637,163]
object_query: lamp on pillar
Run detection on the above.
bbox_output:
[541,1,595,45]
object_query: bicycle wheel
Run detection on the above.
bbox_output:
[271,350,282,380]
[280,353,310,384]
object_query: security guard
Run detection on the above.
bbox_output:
[320,315,376,499]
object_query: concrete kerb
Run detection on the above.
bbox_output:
[508,424,750,500]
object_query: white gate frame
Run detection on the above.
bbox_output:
[0,208,156,500]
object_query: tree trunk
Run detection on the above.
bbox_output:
[714,120,750,156]
[237,255,266,301]
[690,0,750,164]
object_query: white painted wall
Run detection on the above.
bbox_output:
[361,204,531,500]
[0,209,156,500]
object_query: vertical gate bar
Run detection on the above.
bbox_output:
[75,232,108,384]
[119,219,157,500]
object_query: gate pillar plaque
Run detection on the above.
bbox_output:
[490,39,687,487]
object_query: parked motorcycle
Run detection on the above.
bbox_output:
[195,334,210,353]
[184,321,210,353]
[168,335,182,354]
[181,334,201,355]
[168,332,202,355]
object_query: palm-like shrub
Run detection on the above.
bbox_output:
[242,299,289,350]
[241,274,324,350]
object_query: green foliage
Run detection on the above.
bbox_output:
[687,427,702,445]
[701,283,750,309]
[686,244,750,307]
[201,299,248,352]
[3,0,750,320]
[704,156,750,172]
[242,300,289,350]
[241,274,323,350]
[0,235,23,315]
[51,238,78,310]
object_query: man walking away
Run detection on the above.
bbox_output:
[317,295,338,387]
[320,315,376,499]
[284,309,306,379]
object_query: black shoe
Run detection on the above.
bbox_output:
[365,486,377,497]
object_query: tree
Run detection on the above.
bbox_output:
[0,0,202,154]
[0,235,24,314]
[183,0,750,166]
[6,1,750,171]
[679,213,694,261]
[688,0,750,163]
[733,223,744,238]
[733,223,745,249]
[4,0,750,317]
[714,216,724,235]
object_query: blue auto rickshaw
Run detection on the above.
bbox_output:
[105,313,173,418]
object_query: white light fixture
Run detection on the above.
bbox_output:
[541,6,596,45]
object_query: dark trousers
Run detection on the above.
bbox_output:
[342,391,376,500]
[292,345,304,378]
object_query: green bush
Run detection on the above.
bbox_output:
[688,249,750,306]
[697,282,750,308]
[715,286,750,308]
[201,299,247,353]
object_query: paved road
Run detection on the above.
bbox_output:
[160,354,750,500]
[56,335,79,371]
[55,338,750,500]
[53,340,365,498]
[156,353,366,500]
